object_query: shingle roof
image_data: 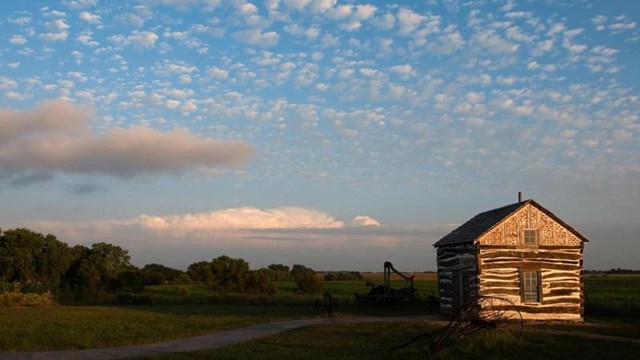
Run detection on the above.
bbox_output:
[433,201,527,247]
[433,199,589,247]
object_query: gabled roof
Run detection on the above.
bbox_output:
[433,199,589,247]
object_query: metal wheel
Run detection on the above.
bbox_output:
[472,296,524,343]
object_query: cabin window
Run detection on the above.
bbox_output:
[523,229,538,245]
[522,271,540,303]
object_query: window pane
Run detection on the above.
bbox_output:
[524,230,537,245]
[523,271,539,302]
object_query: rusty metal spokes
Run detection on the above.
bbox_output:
[393,296,524,353]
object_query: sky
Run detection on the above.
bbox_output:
[0,0,638,272]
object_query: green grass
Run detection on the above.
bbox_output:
[584,275,640,317]
[134,319,640,360]
[0,305,319,352]
[1,276,638,355]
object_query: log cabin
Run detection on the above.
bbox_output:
[433,197,588,321]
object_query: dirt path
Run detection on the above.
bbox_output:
[0,316,438,360]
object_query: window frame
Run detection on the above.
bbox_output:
[522,228,538,246]
[520,269,542,304]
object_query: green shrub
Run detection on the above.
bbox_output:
[0,290,55,307]
[291,264,325,295]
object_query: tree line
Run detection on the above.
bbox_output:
[0,227,329,302]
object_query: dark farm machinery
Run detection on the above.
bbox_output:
[354,261,417,305]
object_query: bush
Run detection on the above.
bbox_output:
[324,271,363,281]
[245,269,277,295]
[291,264,324,294]
[0,290,55,307]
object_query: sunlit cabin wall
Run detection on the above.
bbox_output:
[477,203,584,321]
[436,245,477,315]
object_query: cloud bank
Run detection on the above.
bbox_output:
[0,100,254,181]
[138,207,349,233]
[25,207,448,270]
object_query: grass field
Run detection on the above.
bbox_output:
[584,275,640,317]
[133,318,640,360]
[0,305,318,352]
[0,274,638,357]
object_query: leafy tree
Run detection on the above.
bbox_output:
[245,269,277,295]
[140,263,185,285]
[0,228,73,292]
[187,261,213,283]
[210,255,250,292]
[291,264,324,294]
[266,264,292,281]
[62,242,133,299]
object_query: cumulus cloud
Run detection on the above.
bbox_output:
[79,11,101,24]
[472,29,519,54]
[396,7,423,35]
[350,215,381,227]
[232,28,279,47]
[9,35,27,45]
[0,100,254,180]
[139,207,348,233]
[109,31,159,48]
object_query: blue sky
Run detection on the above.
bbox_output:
[0,0,638,271]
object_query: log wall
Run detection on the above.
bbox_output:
[436,245,477,315]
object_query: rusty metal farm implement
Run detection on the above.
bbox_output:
[394,295,524,352]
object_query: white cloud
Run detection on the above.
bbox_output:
[427,31,465,54]
[310,0,336,14]
[165,99,181,108]
[110,31,159,48]
[77,33,99,46]
[351,215,381,227]
[41,32,69,42]
[9,35,27,45]
[47,19,71,32]
[181,99,197,112]
[139,207,346,232]
[372,13,395,31]
[354,4,376,20]
[209,66,229,79]
[79,11,101,24]
[389,64,413,76]
[283,0,311,11]
[396,8,423,35]
[0,100,254,179]
[472,29,519,54]
[62,0,98,9]
[232,28,279,47]
[326,4,352,19]
[128,31,159,47]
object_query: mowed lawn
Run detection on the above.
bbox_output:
[0,305,318,351]
[133,318,640,360]
[0,274,638,357]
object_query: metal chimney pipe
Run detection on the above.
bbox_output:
[518,191,522,203]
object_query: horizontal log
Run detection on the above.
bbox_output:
[482,257,580,265]
[542,297,582,305]
[478,245,583,250]
[542,271,580,280]
[478,288,521,296]
[479,281,519,288]
[480,262,580,271]
[480,250,582,261]
[547,281,580,288]
[438,247,476,255]
[517,305,581,314]
[545,289,578,297]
